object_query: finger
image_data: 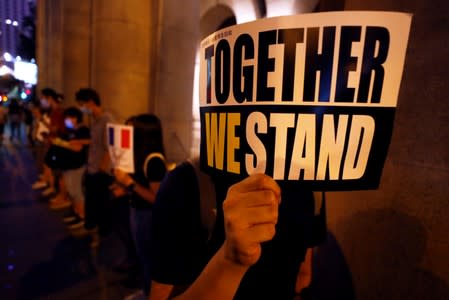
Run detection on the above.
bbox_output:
[230,174,281,198]
[224,190,280,214]
[242,205,279,226]
[242,189,281,208]
[245,223,277,244]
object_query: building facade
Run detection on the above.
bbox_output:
[0,0,34,58]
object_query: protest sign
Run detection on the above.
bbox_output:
[199,11,412,190]
[107,123,134,173]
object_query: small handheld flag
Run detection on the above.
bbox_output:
[107,123,135,173]
[108,127,131,149]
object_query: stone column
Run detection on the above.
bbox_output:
[90,0,152,122]
[153,0,200,162]
[60,0,91,106]
[36,0,64,93]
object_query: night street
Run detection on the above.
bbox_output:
[0,129,139,300]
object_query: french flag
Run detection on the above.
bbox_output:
[108,127,131,149]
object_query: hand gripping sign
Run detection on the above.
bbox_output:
[199,11,412,190]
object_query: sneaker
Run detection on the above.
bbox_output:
[123,290,145,300]
[70,226,90,238]
[49,194,63,205]
[49,200,71,210]
[32,180,48,190]
[67,218,85,229]
[41,187,56,197]
[63,214,78,223]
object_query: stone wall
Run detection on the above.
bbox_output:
[323,0,449,299]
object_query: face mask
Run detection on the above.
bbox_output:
[80,106,91,114]
[64,118,75,129]
[40,98,50,108]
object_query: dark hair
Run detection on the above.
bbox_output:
[127,114,165,180]
[127,114,165,155]
[75,88,101,106]
[41,88,58,101]
[64,106,83,124]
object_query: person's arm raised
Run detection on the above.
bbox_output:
[149,173,281,300]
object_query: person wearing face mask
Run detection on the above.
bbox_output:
[32,88,65,198]
[30,102,50,175]
[39,88,65,138]
[52,107,91,228]
[75,88,114,246]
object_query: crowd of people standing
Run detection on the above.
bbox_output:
[21,87,169,300]
[4,86,325,300]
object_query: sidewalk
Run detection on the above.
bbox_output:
[0,137,138,300]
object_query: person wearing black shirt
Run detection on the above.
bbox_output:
[53,107,90,225]
[149,156,323,300]
[111,114,167,298]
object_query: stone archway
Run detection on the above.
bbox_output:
[191,4,238,156]
[200,4,236,39]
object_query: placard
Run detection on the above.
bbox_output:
[199,11,412,190]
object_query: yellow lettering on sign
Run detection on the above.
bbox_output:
[205,112,226,170]
[227,113,241,174]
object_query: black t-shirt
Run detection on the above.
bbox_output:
[151,162,317,299]
[130,156,166,209]
[61,126,90,170]
[66,125,90,141]
[144,156,167,182]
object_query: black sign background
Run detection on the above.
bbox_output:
[200,105,395,191]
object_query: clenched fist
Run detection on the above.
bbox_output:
[222,174,281,267]
[113,168,134,187]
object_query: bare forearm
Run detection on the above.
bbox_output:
[133,183,157,204]
[68,144,83,152]
[173,246,248,300]
[75,139,90,145]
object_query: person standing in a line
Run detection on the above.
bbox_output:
[75,88,114,247]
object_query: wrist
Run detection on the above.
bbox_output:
[126,180,136,191]
[219,244,252,271]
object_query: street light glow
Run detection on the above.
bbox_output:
[3,52,13,62]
